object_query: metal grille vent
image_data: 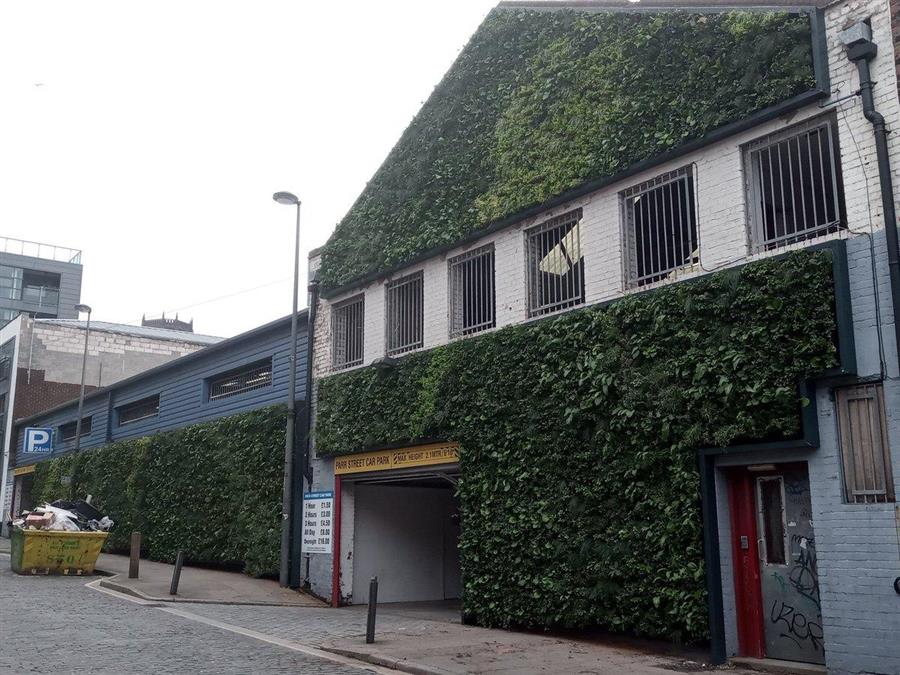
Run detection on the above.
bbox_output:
[209,360,273,401]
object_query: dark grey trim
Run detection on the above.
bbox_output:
[498,2,827,12]
[14,311,309,426]
[699,453,727,665]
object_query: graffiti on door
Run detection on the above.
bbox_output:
[757,467,825,664]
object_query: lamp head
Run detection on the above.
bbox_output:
[273,191,299,206]
[74,304,92,314]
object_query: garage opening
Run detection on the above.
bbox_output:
[339,469,461,606]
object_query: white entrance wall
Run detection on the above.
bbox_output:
[351,484,459,605]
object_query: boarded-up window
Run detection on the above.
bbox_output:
[835,383,895,504]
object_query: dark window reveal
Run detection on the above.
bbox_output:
[60,417,93,442]
[758,477,787,565]
[117,395,160,426]
[746,117,844,251]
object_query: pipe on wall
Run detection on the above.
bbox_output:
[846,32,900,363]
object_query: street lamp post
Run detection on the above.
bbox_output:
[73,304,92,454]
[273,191,301,589]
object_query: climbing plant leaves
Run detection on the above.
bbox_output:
[318,8,815,290]
[316,250,837,641]
[31,405,287,577]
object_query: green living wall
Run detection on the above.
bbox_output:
[318,8,816,290]
[31,405,286,577]
[316,250,838,641]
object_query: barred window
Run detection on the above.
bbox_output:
[449,245,495,338]
[835,383,895,504]
[209,359,273,401]
[117,394,160,426]
[60,417,92,442]
[746,117,844,251]
[622,167,698,287]
[332,295,364,369]
[386,272,424,355]
[526,210,584,317]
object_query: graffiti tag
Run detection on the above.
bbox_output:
[770,600,824,652]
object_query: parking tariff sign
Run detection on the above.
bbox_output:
[302,491,334,554]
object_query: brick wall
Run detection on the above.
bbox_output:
[13,368,96,420]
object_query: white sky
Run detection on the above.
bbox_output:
[0,0,497,337]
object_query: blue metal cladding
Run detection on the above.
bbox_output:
[14,314,308,467]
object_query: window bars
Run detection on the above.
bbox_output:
[526,209,584,317]
[209,359,273,401]
[117,394,160,426]
[622,166,698,288]
[449,245,495,338]
[746,117,844,251]
[835,383,895,504]
[386,271,424,355]
[332,295,365,369]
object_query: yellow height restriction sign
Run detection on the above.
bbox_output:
[334,442,459,475]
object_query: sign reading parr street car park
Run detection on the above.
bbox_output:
[302,491,333,554]
[333,442,459,475]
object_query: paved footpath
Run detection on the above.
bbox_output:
[0,565,392,675]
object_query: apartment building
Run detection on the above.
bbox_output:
[305,1,900,672]
[0,237,83,326]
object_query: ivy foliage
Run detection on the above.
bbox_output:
[31,405,286,577]
[316,251,838,640]
[318,8,815,290]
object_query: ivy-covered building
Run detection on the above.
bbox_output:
[305,1,900,672]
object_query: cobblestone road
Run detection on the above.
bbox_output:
[0,566,382,675]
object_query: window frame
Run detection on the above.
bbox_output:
[385,271,424,356]
[835,382,895,504]
[525,209,585,318]
[755,475,788,566]
[448,244,496,339]
[331,294,365,370]
[116,394,160,427]
[207,358,274,402]
[59,417,93,442]
[621,165,699,288]
[744,115,846,253]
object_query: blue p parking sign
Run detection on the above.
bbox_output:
[23,427,53,454]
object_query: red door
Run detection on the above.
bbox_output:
[727,470,766,658]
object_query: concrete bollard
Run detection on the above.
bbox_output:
[129,531,141,579]
[366,576,378,644]
[169,550,185,595]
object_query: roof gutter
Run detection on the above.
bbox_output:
[843,23,900,362]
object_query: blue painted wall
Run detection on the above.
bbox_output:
[14,314,308,466]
